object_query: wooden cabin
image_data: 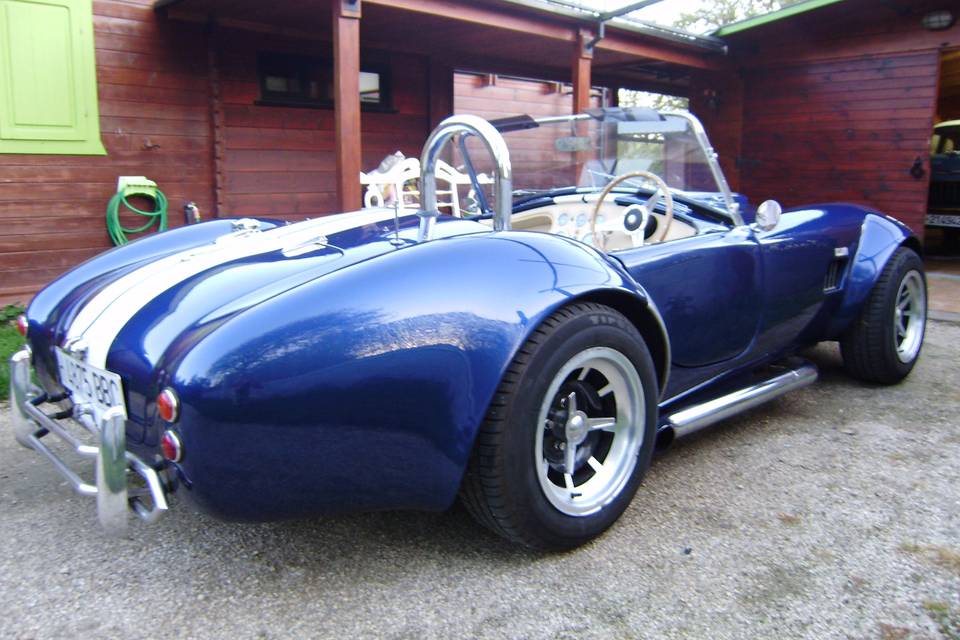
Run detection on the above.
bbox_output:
[1,0,959,304]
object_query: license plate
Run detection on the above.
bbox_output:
[926,213,960,228]
[55,348,127,424]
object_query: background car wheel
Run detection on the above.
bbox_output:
[840,247,926,384]
[459,302,658,550]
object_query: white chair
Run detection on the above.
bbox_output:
[359,158,493,216]
[360,157,421,211]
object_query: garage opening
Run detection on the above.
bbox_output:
[927,48,960,256]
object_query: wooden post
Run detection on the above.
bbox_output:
[572,28,593,114]
[333,0,362,212]
[427,57,453,130]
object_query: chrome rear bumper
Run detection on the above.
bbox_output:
[9,346,169,534]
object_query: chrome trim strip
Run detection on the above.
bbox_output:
[419,114,513,241]
[9,347,168,535]
[667,361,818,438]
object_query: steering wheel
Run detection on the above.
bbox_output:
[588,170,674,250]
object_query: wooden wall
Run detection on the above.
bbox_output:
[454,72,604,189]
[694,0,960,237]
[214,28,431,220]
[0,0,213,305]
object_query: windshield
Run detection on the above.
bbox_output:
[455,109,732,212]
[932,125,960,155]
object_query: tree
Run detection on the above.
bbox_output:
[673,0,801,34]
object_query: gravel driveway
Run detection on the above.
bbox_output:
[1,321,958,640]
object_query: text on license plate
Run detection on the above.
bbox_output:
[55,348,127,419]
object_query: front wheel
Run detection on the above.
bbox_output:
[459,302,658,550]
[840,247,926,384]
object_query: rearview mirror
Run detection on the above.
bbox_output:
[755,200,782,232]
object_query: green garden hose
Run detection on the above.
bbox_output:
[106,187,168,246]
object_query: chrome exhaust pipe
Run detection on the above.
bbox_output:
[666,360,818,439]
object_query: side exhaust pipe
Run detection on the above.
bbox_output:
[664,359,818,440]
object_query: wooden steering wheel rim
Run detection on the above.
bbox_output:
[588,170,674,250]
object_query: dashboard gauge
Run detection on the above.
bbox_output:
[581,232,594,245]
[596,214,605,225]
[575,213,587,228]
[557,213,569,227]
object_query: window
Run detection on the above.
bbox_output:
[257,53,392,111]
[0,0,105,155]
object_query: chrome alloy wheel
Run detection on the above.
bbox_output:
[894,270,926,363]
[534,347,645,517]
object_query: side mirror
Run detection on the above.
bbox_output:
[755,200,782,232]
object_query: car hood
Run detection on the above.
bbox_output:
[27,210,486,442]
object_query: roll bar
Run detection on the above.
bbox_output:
[417,115,513,242]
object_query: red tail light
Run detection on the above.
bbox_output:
[15,314,28,338]
[157,388,179,423]
[160,430,183,462]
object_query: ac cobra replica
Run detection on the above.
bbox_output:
[9,108,926,550]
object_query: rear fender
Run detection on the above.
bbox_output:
[167,231,667,520]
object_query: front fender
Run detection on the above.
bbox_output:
[827,212,917,337]
[167,231,661,520]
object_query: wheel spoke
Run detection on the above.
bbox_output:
[587,456,604,472]
[564,391,578,415]
[564,472,575,492]
[586,416,617,432]
[597,383,613,397]
[564,442,577,475]
[577,367,592,381]
[644,189,662,213]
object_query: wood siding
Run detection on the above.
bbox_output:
[695,0,960,237]
[454,72,604,189]
[214,29,431,221]
[0,0,213,305]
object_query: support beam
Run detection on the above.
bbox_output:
[333,0,362,212]
[428,57,454,130]
[572,28,593,113]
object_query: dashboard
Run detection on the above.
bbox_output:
[508,194,697,251]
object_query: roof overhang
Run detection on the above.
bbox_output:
[153,0,730,93]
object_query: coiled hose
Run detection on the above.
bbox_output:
[106,188,168,246]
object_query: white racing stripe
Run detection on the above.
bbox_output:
[67,209,400,368]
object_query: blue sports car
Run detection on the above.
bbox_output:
[9,108,926,550]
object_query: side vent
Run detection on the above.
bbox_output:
[824,247,850,292]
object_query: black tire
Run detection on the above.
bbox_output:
[840,247,927,384]
[459,302,658,550]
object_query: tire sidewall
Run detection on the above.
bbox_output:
[501,306,658,549]
[880,250,927,377]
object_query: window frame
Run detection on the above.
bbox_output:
[255,52,395,113]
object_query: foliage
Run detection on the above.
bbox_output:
[618,89,688,112]
[0,322,25,403]
[674,0,802,34]
[1,304,25,322]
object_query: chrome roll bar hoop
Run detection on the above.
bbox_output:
[417,114,513,242]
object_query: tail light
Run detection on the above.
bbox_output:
[157,388,180,423]
[15,314,28,338]
[160,430,183,462]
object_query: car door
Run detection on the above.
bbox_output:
[617,226,763,370]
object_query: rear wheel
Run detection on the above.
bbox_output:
[459,302,658,550]
[840,247,926,384]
